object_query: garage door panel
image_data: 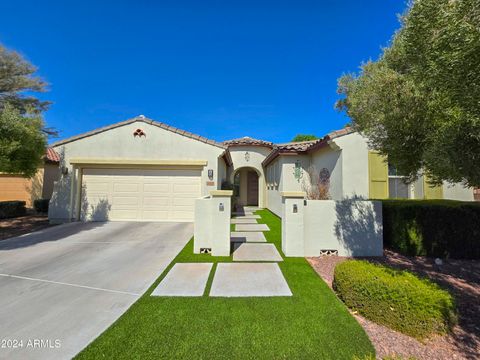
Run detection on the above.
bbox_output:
[81,168,200,221]
[143,196,169,206]
[143,183,170,192]
[113,183,139,192]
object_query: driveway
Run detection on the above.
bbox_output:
[0,221,192,360]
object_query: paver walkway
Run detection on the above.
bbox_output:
[210,263,292,297]
[151,263,212,297]
[153,207,289,297]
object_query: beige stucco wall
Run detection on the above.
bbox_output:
[442,182,474,201]
[266,158,283,216]
[310,146,343,200]
[42,163,60,199]
[229,145,271,208]
[49,120,227,221]
[333,132,370,199]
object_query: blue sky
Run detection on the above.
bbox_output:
[0,1,407,143]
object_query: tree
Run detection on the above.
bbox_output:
[0,44,50,176]
[336,0,480,187]
[0,45,50,113]
[291,134,318,142]
[0,104,46,177]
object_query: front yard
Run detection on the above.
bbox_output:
[76,210,374,359]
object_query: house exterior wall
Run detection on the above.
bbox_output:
[49,121,226,222]
[310,146,343,200]
[266,158,283,216]
[42,163,60,199]
[334,132,370,199]
[229,145,271,208]
[443,182,474,201]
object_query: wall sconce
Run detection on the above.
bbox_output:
[245,151,250,162]
[219,203,224,212]
[208,169,214,180]
[61,166,69,176]
[293,204,298,213]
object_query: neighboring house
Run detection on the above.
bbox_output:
[47,116,475,222]
[0,148,60,207]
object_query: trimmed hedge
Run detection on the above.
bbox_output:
[0,201,27,219]
[333,260,457,340]
[33,199,50,213]
[383,200,480,259]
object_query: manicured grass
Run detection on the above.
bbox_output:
[76,209,374,359]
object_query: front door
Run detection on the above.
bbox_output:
[247,171,259,206]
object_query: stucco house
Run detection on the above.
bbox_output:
[47,115,474,223]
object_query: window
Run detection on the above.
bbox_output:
[388,165,410,199]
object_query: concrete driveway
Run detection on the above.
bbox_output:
[0,221,192,360]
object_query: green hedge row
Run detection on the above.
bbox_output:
[333,260,457,340]
[33,199,50,213]
[0,201,27,219]
[382,200,480,259]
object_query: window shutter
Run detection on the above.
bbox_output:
[368,151,389,199]
[423,176,443,199]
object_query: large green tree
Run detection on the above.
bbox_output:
[291,134,319,142]
[337,0,480,187]
[0,44,50,176]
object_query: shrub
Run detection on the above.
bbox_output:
[333,260,457,340]
[33,198,50,213]
[0,201,27,219]
[383,200,480,259]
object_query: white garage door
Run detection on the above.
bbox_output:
[81,168,201,221]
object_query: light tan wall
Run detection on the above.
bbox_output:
[0,169,44,207]
[50,121,226,221]
[42,163,60,199]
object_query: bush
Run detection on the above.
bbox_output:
[333,260,457,340]
[0,201,27,219]
[383,200,480,259]
[33,198,50,213]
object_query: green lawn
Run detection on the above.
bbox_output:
[76,209,374,359]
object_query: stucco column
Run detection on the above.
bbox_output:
[281,191,306,257]
[209,190,233,256]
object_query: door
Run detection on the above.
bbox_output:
[247,170,259,206]
[81,168,201,221]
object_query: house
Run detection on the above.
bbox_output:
[0,148,60,207]
[47,115,475,222]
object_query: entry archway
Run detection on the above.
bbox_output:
[232,167,260,206]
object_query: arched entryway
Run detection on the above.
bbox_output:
[232,167,260,206]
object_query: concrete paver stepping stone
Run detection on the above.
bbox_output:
[233,243,283,262]
[235,223,269,232]
[232,211,254,216]
[231,218,258,224]
[210,263,292,297]
[232,214,261,219]
[151,263,213,297]
[230,231,267,243]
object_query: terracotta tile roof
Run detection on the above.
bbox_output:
[223,136,273,148]
[44,147,60,163]
[262,127,355,167]
[274,139,321,152]
[51,115,227,149]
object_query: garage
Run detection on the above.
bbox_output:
[81,168,201,221]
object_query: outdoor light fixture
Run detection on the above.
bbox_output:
[208,169,214,180]
[219,203,224,212]
[245,151,250,162]
[293,204,298,213]
[61,166,69,175]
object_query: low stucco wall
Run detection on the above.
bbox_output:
[282,196,383,257]
[194,192,231,256]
